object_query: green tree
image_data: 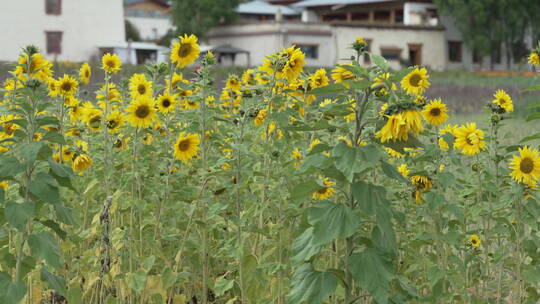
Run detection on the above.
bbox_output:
[170,0,242,39]
[125,19,142,42]
[435,0,529,69]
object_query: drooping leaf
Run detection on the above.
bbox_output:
[371,53,389,70]
[332,143,381,182]
[350,248,394,304]
[291,227,323,264]
[28,231,61,268]
[40,267,67,296]
[290,180,320,202]
[126,270,147,294]
[5,201,34,230]
[380,161,407,182]
[214,277,234,297]
[39,220,67,240]
[5,280,26,304]
[29,172,60,205]
[308,200,359,246]
[288,263,337,304]
[0,156,24,179]
[309,83,347,95]
[351,180,389,216]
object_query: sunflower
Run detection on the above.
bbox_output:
[72,154,93,172]
[454,123,486,155]
[69,99,84,122]
[242,69,257,86]
[398,164,409,178]
[468,235,481,248]
[101,53,122,73]
[3,79,23,97]
[308,139,322,150]
[174,132,200,163]
[352,37,367,52]
[225,75,241,91]
[509,146,540,186]
[331,64,355,84]
[312,177,336,200]
[401,110,424,136]
[45,78,58,98]
[84,108,103,132]
[528,51,540,66]
[386,148,404,158]
[129,73,153,99]
[106,110,125,134]
[376,114,408,143]
[142,133,153,145]
[282,47,305,82]
[422,98,449,126]
[254,109,267,126]
[170,34,201,68]
[0,181,8,190]
[79,63,91,84]
[125,97,157,129]
[96,83,122,103]
[292,148,302,160]
[401,67,430,96]
[492,89,514,113]
[157,93,177,114]
[15,53,53,82]
[57,74,79,96]
[411,175,432,204]
[309,69,329,89]
[166,72,188,92]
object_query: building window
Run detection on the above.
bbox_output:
[351,12,369,22]
[296,44,318,59]
[321,13,347,22]
[448,41,462,62]
[380,48,401,61]
[374,10,390,22]
[45,0,61,15]
[46,31,63,54]
[395,9,404,23]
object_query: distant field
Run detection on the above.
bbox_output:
[2,62,539,117]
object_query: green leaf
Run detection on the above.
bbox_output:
[0,156,24,179]
[427,266,445,287]
[291,227,323,264]
[6,280,26,304]
[524,84,540,92]
[308,200,359,246]
[350,248,394,304]
[309,83,347,95]
[41,131,66,145]
[19,142,52,167]
[214,277,234,297]
[29,172,60,205]
[380,161,407,182]
[126,270,147,294]
[526,112,540,121]
[142,255,155,273]
[520,132,540,143]
[35,116,60,128]
[371,54,389,70]
[54,204,76,225]
[332,143,381,182]
[28,232,61,268]
[39,220,67,240]
[289,264,337,304]
[291,180,320,202]
[381,135,423,153]
[525,99,540,109]
[5,201,34,230]
[351,180,388,216]
[40,267,67,296]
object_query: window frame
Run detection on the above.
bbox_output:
[295,43,319,60]
[448,40,462,63]
[45,0,62,15]
[45,31,63,55]
[380,47,401,61]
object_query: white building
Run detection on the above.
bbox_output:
[0,0,126,62]
[124,0,174,42]
[208,0,532,71]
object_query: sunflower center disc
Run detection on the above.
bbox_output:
[137,84,146,95]
[135,105,150,118]
[409,74,422,87]
[61,82,72,92]
[178,44,192,57]
[430,108,441,116]
[178,140,190,151]
[162,99,171,107]
[520,157,534,174]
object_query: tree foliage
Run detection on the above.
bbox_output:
[170,0,242,39]
[434,0,533,68]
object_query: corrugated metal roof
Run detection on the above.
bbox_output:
[237,1,300,15]
[293,0,394,8]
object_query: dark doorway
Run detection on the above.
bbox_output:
[408,44,422,66]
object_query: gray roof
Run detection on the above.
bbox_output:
[293,0,394,8]
[237,1,300,15]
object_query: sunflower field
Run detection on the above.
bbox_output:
[2,35,540,304]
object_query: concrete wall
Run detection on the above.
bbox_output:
[334,25,447,70]
[0,0,126,62]
[126,16,173,41]
[208,22,334,67]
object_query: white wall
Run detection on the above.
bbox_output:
[404,2,438,26]
[334,26,447,70]
[126,16,173,41]
[0,0,125,62]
